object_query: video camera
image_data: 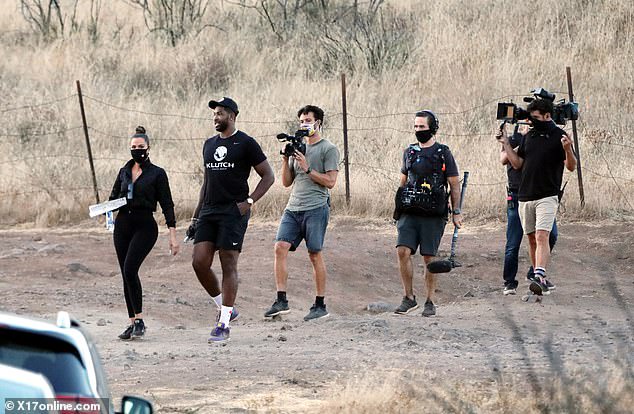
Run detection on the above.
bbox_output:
[277,129,308,157]
[496,88,579,125]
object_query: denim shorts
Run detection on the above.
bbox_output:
[275,204,330,253]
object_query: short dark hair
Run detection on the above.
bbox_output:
[414,110,439,134]
[132,125,149,145]
[297,105,324,123]
[527,99,554,116]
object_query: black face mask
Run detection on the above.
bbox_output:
[415,130,434,144]
[131,148,148,164]
[530,118,551,131]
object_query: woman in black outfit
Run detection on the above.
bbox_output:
[109,126,179,340]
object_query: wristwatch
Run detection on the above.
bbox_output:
[305,167,312,174]
[452,208,462,215]
[246,197,254,205]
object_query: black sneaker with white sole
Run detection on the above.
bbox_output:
[503,286,517,295]
[118,325,134,340]
[304,304,329,321]
[264,300,290,318]
[544,279,556,290]
[394,296,419,315]
[131,319,145,338]
[422,300,436,317]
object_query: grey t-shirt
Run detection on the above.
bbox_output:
[286,138,340,212]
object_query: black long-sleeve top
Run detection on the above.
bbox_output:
[109,159,176,228]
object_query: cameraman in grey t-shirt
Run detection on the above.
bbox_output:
[264,105,340,321]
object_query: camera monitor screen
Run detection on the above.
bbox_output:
[496,103,516,121]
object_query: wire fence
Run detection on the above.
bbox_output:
[1,86,633,212]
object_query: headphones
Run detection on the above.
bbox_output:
[415,109,439,135]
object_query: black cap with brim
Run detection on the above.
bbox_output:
[208,97,239,115]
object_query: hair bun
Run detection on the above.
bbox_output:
[135,126,146,134]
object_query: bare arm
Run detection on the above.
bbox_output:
[497,128,524,169]
[562,133,577,172]
[250,159,275,201]
[500,145,509,165]
[280,156,295,188]
[399,173,407,187]
[308,170,338,189]
[236,159,275,215]
[447,175,463,228]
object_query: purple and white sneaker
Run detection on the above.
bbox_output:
[208,322,230,343]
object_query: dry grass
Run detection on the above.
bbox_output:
[319,358,634,414]
[1,0,633,226]
[320,311,634,414]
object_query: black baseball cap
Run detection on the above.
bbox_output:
[208,97,239,115]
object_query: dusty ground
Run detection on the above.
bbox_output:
[1,217,633,413]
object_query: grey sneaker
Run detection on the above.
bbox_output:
[264,300,290,318]
[422,300,436,317]
[303,304,329,321]
[395,296,419,315]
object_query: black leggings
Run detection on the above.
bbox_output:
[113,211,158,318]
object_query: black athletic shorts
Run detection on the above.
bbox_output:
[396,213,447,256]
[194,203,250,251]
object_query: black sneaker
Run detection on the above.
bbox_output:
[529,277,550,296]
[131,319,145,338]
[544,279,556,290]
[422,300,436,317]
[394,296,419,315]
[503,286,517,296]
[303,304,329,321]
[118,325,134,341]
[264,300,290,318]
[526,268,535,282]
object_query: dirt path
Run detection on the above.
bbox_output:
[1,218,633,412]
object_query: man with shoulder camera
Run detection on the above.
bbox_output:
[189,97,274,342]
[498,98,576,295]
[500,122,558,296]
[394,110,462,317]
[264,105,340,321]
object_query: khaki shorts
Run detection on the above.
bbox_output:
[518,195,558,235]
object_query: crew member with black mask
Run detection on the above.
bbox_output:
[498,98,576,295]
[500,122,558,296]
[393,110,462,317]
[109,126,180,340]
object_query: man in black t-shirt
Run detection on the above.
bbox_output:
[394,110,462,317]
[500,124,558,295]
[498,98,576,296]
[190,97,274,342]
